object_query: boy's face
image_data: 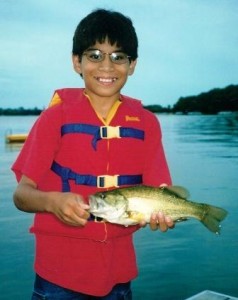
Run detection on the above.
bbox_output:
[72,40,137,102]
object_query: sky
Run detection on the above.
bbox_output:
[0,0,238,109]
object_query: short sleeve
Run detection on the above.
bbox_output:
[11,106,62,184]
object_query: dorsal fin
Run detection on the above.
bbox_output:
[163,186,190,199]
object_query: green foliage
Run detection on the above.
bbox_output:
[0,107,42,116]
[143,104,171,113]
[173,84,238,114]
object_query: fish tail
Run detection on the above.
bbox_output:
[200,204,228,234]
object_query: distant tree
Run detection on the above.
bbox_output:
[173,84,238,114]
[0,107,42,116]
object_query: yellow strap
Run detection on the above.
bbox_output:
[84,91,122,125]
[104,100,121,125]
[48,92,62,107]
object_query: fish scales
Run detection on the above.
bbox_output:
[89,185,228,234]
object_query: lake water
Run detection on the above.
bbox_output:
[0,114,238,300]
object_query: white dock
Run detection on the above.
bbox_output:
[186,290,238,300]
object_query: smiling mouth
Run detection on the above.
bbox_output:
[96,77,117,84]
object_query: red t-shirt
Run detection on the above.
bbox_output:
[12,88,171,296]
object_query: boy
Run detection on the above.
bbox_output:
[12,9,174,299]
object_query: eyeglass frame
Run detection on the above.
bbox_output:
[82,49,131,65]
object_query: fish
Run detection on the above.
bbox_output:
[89,185,228,234]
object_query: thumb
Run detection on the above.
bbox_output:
[76,195,90,210]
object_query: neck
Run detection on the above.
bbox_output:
[85,91,120,119]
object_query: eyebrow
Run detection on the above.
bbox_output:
[86,47,125,53]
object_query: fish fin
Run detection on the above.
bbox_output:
[201,205,228,234]
[175,217,188,223]
[163,186,190,199]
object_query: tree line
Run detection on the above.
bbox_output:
[172,84,238,114]
[144,84,238,114]
[1,84,237,115]
[0,107,42,116]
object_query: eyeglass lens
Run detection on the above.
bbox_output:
[83,50,130,64]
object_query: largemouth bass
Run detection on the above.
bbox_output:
[89,185,228,234]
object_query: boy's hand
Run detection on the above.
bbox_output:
[140,211,174,232]
[149,211,174,232]
[13,175,89,227]
[49,192,90,227]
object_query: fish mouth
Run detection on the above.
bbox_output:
[88,195,98,212]
[89,195,108,213]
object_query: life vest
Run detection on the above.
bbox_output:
[49,88,145,193]
[12,88,170,293]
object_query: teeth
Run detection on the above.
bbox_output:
[98,77,116,83]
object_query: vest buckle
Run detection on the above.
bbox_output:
[97,175,119,188]
[100,126,121,139]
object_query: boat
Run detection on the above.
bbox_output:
[186,290,238,300]
[5,133,28,143]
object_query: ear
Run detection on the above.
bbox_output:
[128,59,137,76]
[72,55,82,75]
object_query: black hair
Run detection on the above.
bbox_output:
[72,9,138,61]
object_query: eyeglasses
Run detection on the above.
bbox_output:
[83,49,131,65]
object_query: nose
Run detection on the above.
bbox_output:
[98,54,114,71]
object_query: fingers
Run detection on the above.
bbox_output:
[139,220,147,228]
[149,211,174,232]
[54,193,90,227]
[58,206,89,227]
[66,198,90,226]
[75,196,90,219]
